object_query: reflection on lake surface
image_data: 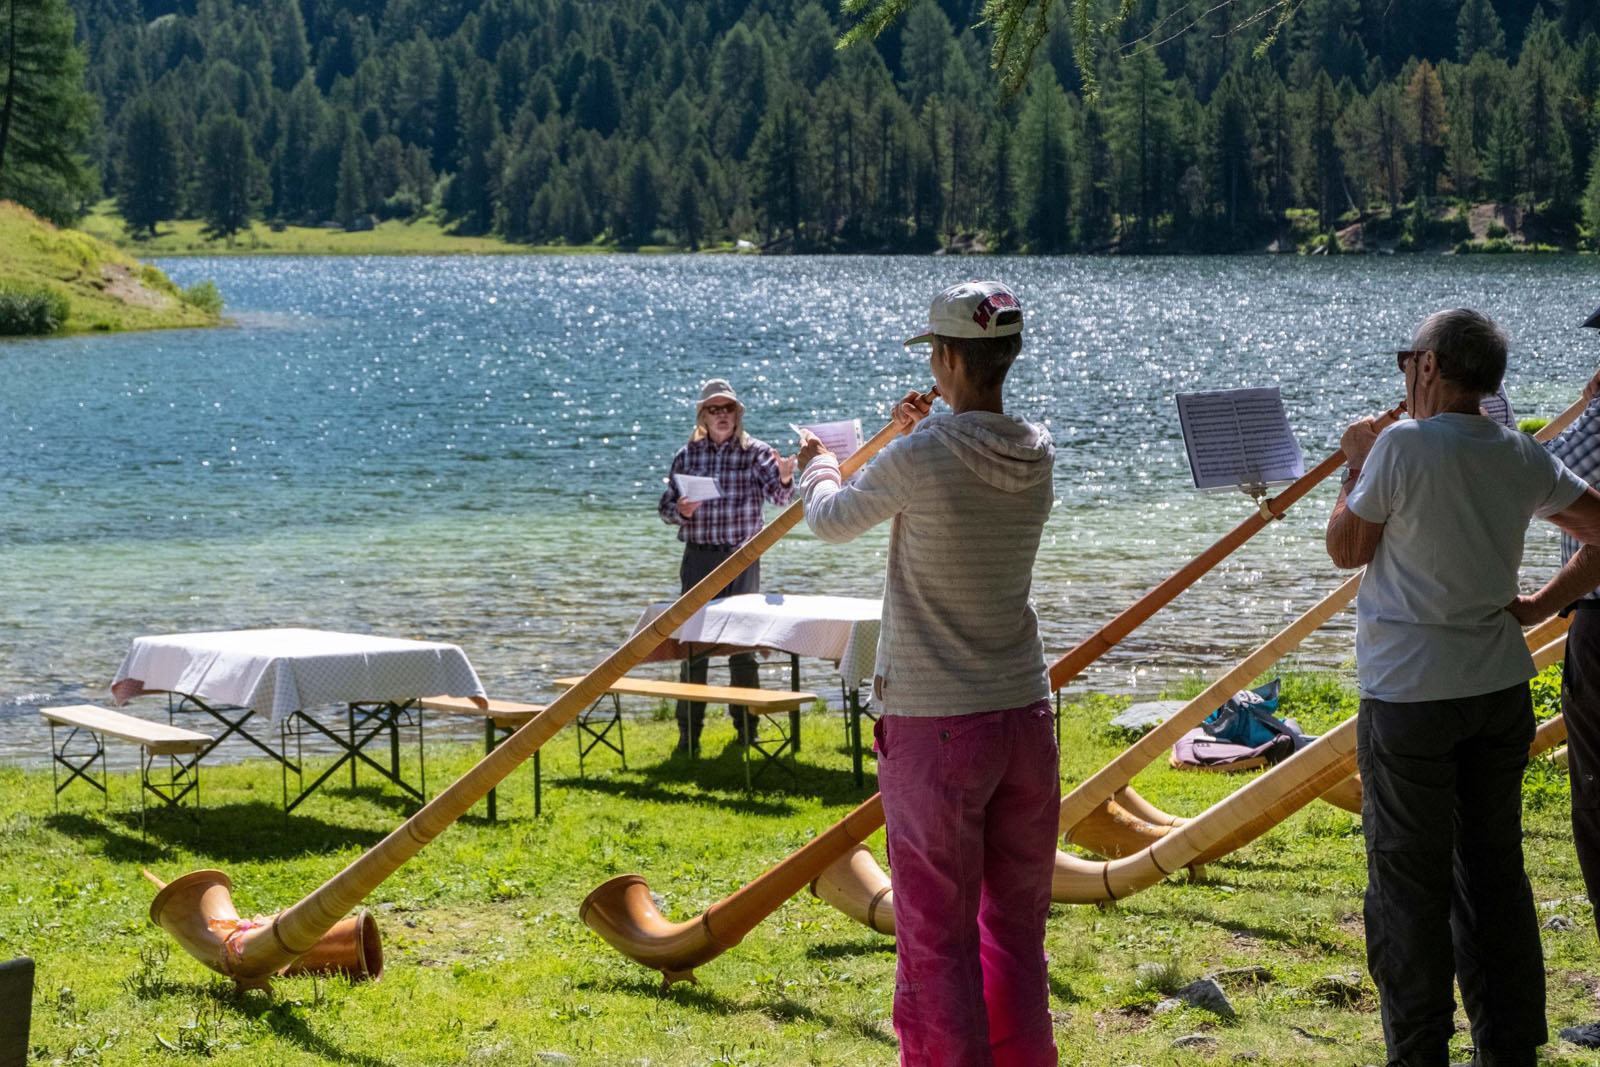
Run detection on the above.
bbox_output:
[1,254,1587,766]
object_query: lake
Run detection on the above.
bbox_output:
[2,253,1593,766]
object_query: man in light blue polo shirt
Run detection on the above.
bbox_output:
[1327,308,1600,1067]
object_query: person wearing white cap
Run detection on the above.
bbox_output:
[797,281,1059,1066]
[658,377,797,754]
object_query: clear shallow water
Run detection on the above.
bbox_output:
[2,254,1592,766]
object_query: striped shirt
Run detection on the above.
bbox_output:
[1545,397,1600,602]
[659,435,794,545]
[801,412,1055,717]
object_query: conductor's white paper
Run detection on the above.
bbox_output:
[673,473,722,502]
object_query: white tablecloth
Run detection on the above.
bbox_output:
[632,594,881,689]
[111,628,487,727]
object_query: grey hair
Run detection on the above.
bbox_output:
[1411,308,1507,397]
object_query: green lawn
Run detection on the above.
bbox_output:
[77,203,691,257]
[5,676,1598,1066]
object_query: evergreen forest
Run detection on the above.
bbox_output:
[18,0,1600,251]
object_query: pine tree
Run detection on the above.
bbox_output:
[1583,150,1600,251]
[1016,66,1071,252]
[1406,60,1447,202]
[198,112,266,240]
[116,93,181,236]
[1456,0,1505,61]
[335,128,365,225]
[0,0,96,223]
[624,144,660,245]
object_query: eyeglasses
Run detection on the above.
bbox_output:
[703,402,737,416]
[1396,349,1429,371]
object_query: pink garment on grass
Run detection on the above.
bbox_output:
[876,700,1061,1067]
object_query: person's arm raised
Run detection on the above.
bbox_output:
[1509,487,1600,625]
[1325,417,1386,569]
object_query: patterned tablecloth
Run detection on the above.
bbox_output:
[631,593,881,689]
[111,628,487,727]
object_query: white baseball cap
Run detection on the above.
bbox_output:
[904,281,1024,346]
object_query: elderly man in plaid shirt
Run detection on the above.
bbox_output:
[659,378,796,754]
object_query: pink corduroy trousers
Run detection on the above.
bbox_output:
[876,700,1061,1067]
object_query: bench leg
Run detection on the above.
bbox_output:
[485,717,498,822]
[790,653,802,753]
[577,693,626,777]
[744,714,796,792]
[848,688,865,790]
[49,725,108,813]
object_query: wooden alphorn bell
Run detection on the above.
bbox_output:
[581,403,1403,979]
[146,390,935,990]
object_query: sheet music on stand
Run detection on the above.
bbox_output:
[1176,387,1305,494]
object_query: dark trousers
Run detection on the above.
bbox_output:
[677,543,760,749]
[1357,685,1545,1067]
[1562,608,1600,934]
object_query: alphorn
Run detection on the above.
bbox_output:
[146,390,935,990]
[582,405,1403,982]
[1068,610,1572,858]
[1109,629,1574,853]
[1069,394,1591,851]
[1048,404,1403,689]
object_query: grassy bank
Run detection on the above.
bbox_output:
[76,203,685,257]
[4,674,1597,1066]
[0,202,221,336]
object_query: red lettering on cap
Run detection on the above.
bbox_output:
[972,291,1019,329]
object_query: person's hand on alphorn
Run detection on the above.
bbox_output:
[1583,365,1600,404]
[893,388,933,434]
[1340,416,1385,469]
[796,430,832,472]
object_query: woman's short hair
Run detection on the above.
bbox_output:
[1412,308,1507,397]
[936,310,1024,391]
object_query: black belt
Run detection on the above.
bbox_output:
[686,542,737,552]
[1563,599,1600,616]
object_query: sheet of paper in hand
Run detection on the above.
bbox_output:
[791,418,864,465]
[1176,387,1305,493]
[673,473,722,502]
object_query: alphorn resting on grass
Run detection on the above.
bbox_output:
[144,390,935,990]
[581,404,1404,984]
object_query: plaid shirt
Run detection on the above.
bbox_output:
[659,435,794,545]
[1546,397,1600,602]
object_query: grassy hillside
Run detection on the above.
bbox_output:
[0,201,220,335]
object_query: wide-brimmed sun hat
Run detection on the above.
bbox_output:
[697,378,743,414]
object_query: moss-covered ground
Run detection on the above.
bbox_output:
[5,672,1599,1065]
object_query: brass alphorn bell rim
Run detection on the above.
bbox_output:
[148,390,935,988]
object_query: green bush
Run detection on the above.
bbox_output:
[1520,418,1550,435]
[180,279,223,315]
[0,282,71,335]
[1486,222,1509,239]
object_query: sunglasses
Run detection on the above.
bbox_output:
[1396,349,1429,371]
[703,402,737,416]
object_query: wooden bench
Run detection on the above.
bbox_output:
[41,704,213,827]
[418,696,546,820]
[554,676,816,791]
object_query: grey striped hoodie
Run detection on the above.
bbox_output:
[800,410,1055,717]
